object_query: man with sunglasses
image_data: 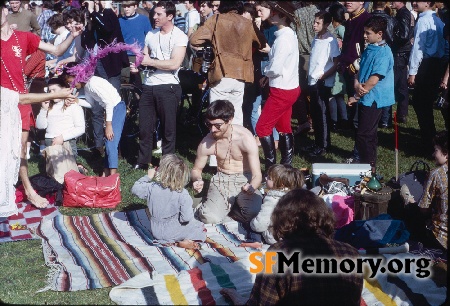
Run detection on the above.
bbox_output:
[191,100,263,224]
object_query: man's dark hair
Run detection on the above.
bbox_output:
[42,0,53,9]
[243,2,257,20]
[271,189,335,241]
[314,10,332,25]
[48,13,65,32]
[48,76,69,88]
[364,15,387,34]
[156,1,176,19]
[433,130,448,155]
[329,3,345,24]
[218,1,241,14]
[199,1,213,8]
[205,100,235,122]
[63,8,85,25]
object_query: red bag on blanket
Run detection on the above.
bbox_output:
[63,170,121,208]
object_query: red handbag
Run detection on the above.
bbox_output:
[63,170,121,208]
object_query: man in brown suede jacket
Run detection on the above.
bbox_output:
[190,1,265,127]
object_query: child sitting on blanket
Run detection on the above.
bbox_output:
[131,154,206,249]
[240,164,304,249]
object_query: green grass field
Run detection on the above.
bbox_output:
[0,103,446,305]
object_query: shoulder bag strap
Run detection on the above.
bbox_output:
[211,14,225,77]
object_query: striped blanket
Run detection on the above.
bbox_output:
[36,208,268,292]
[109,253,447,305]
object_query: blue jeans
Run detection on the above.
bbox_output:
[93,61,122,148]
[328,94,348,123]
[104,102,126,169]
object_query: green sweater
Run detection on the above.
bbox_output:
[7,9,41,36]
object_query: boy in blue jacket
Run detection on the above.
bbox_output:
[350,15,394,168]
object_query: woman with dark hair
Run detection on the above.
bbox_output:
[35,77,85,159]
[221,189,363,305]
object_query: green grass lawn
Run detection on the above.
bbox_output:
[0,103,445,305]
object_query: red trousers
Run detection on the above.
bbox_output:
[255,86,300,137]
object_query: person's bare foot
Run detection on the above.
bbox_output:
[239,242,262,249]
[176,240,200,249]
[27,191,49,208]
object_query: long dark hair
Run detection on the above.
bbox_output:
[46,77,70,114]
[271,189,335,241]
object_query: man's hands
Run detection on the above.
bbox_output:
[355,83,368,97]
[52,135,64,145]
[147,167,157,180]
[193,179,204,194]
[130,62,139,74]
[408,75,415,87]
[105,122,114,141]
[242,183,255,194]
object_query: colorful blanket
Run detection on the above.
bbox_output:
[0,200,58,243]
[109,253,447,305]
[36,208,268,292]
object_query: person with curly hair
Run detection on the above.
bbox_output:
[221,189,363,305]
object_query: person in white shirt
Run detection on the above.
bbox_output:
[184,0,200,37]
[36,77,85,159]
[130,1,187,170]
[307,11,340,157]
[62,64,126,177]
[407,1,446,155]
[255,1,299,171]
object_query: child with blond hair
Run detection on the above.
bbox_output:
[132,154,206,249]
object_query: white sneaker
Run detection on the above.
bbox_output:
[153,147,162,154]
[157,140,162,148]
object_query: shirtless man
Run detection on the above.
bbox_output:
[191,100,263,224]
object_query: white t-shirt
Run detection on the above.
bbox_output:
[185,9,200,33]
[265,27,299,90]
[35,101,85,141]
[143,26,188,86]
[79,76,122,122]
[308,31,340,87]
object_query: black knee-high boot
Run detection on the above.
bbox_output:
[279,133,294,165]
[259,135,276,171]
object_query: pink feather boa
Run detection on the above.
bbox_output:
[67,40,143,86]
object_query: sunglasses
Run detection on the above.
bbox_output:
[205,121,227,130]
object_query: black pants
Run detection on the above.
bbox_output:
[292,54,310,124]
[394,52,410,118]
[137,84,182,165]
[309,83,332,149]
[412,57,444,151]
[356,102,382,166]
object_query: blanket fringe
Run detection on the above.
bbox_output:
[36,239,61,292]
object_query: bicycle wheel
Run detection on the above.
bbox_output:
[120,84,141,138]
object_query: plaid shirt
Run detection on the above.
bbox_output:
[37,9,56,43]
[419,164,448,249]
[247,236,363,306]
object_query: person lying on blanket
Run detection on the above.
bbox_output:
[221,189,363,305]
[239,164,304,249]
[131,154,206,249]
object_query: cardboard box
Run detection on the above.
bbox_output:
[311,163,371,186]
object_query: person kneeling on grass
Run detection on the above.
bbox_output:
[221,189,363,305]
[61,62,126,177]
[239,164,304,249]
[131,154,206,249]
